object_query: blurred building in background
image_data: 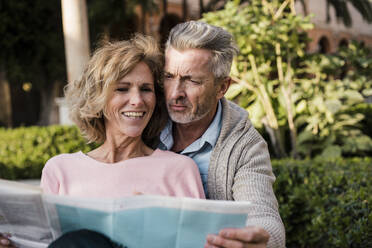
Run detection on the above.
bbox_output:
[295,0,372,53]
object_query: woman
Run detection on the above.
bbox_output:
[41,34,204,198]
[1,34,205,248]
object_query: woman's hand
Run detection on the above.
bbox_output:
[0,234,15,248]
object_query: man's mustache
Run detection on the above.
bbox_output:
[168,98,191,107]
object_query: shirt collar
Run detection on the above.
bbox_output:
[159,101,222,152]
[159,119,174,150]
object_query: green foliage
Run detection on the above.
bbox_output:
[295,47,372,158]
[203,0,372,158]
[273,157,372,247]
[349,103,372,138]
[337,41,372,91]
[205,0,372,27]
[0,126,97,180]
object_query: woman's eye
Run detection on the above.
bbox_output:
[141,87,153,92]
[116,88,128,92]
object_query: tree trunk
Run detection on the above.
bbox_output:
[163,0,167,15]
[37,81,63,126]
[262,119,281,157]
[0,68,12,127]
[183,0,188,21]
[275,43,297,157]
[60,0,90,125]
[141,4,146,33]
[300,0,309,15]
[199,0,204,18]
[61,0,90,84]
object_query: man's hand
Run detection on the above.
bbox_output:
[204,226,269,248]
[0,234,15,248]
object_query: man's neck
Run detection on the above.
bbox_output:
[171,106,218,152]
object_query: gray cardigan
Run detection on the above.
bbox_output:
[208,98,285,247]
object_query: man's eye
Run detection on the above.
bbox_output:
[164,74,173,79]
[190,79,201,84]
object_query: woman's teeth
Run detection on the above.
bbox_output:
[122,112,145,117]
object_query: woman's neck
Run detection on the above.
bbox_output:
[87,134,153,164]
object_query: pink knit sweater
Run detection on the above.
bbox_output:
[41,149,205,199]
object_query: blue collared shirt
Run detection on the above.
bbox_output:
[158,101,222,198]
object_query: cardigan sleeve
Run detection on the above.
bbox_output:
[231,131,286,248]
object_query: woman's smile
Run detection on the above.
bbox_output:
[122,111,146,118]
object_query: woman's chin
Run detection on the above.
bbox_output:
[119,129,145,139]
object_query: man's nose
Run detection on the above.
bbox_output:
[169,80,186,99]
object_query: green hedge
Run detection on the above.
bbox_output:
[0,126,370,247]
[0,125,97,179]
[273,158,371,248]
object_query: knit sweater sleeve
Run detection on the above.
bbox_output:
[40,156,61,195]
[232,129,285,248]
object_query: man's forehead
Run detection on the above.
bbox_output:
[165,47,212,60]
[165,47,212,71]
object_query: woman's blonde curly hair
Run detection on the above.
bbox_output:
[65,34,167,146]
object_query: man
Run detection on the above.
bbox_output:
[159,21,285,248]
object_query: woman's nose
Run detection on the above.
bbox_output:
[129,90,144,106]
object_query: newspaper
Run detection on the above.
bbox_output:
[0,179,252,248]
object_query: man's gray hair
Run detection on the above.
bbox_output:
[166,21,239,80]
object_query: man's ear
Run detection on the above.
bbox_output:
[216,77,231,99]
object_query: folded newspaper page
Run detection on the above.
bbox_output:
[0,179,252,248]
[0,179,52,248]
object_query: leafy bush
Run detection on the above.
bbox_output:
[0,125,97,179]
[348,103,372,139]
[294,46,372,158]
[273,158,372,248]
